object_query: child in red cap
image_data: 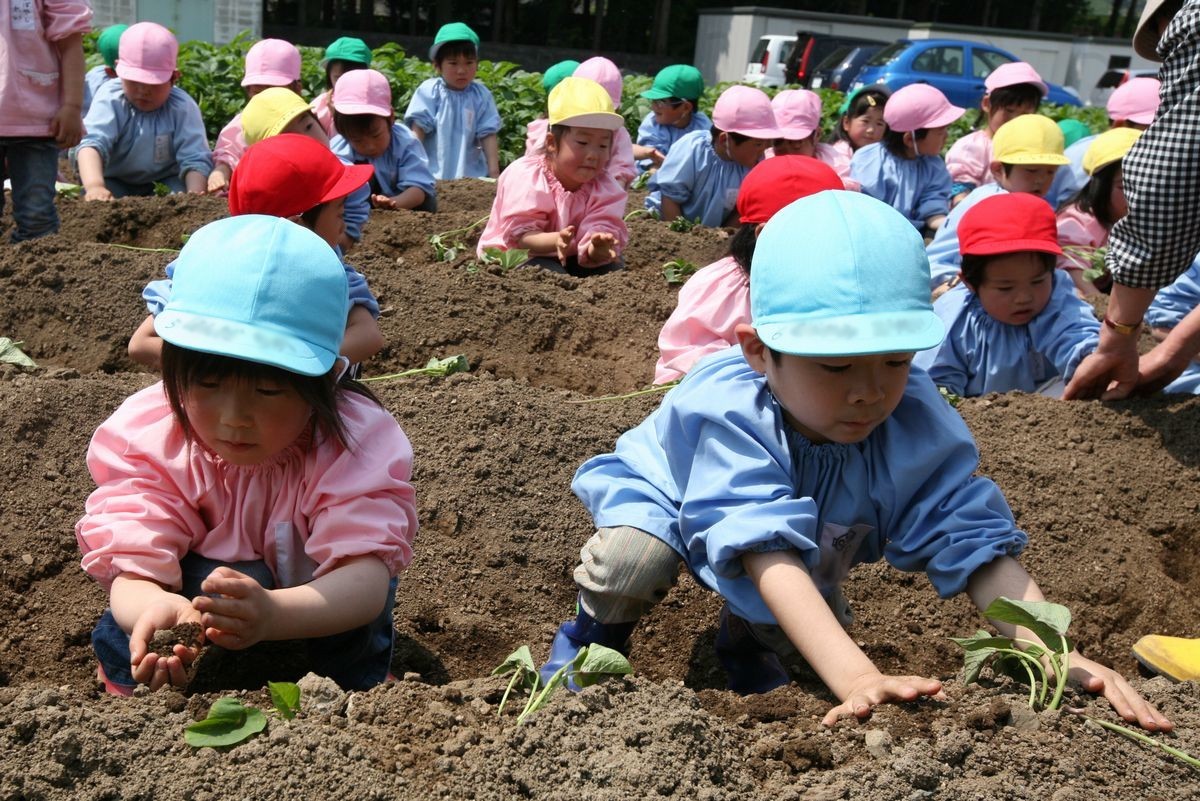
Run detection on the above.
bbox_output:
[654,156,844,383]
[914,192,1100,397]
[128,134,383,367]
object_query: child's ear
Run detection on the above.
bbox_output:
[988,160,1005,182]
[735,324,770,375]
[170,70,181,85]
[959,270,979,294]
[980,94,992,115]
[902,131,915,149]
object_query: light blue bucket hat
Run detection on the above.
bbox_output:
[750,191,944,356]
[155,216,349,376]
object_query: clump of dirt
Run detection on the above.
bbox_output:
[149,623,202,658]
[2,185,1200,800]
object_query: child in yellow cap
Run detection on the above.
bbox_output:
[476,77,627,277]
[928,114,1069,293]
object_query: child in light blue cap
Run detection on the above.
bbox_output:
[539,191,1170,732]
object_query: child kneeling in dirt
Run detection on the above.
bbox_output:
[477,77,628,277]
[78,215,417,695]
[543,190,1170,732]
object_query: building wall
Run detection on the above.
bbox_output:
[89,0,260,43]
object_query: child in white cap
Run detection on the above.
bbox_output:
[330,69,437,212]
[78,215,417,695]
[77,22,213,200]
[944,62,1047,202]
[646,85,782,228]
[768,89,856,190]
[477,77,627,276]
[851,83,963,234]
[538,190,1169,733]
[208,38,305,193]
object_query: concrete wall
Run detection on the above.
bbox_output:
[696,5,1159,103]
[90,0,261,43]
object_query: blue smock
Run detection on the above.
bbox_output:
[331,122,437,200]
[635,110,712,173]
[851,142,952,230]
[403,77,501,180]
[925,183,1007,289]
[82,64,113,119]
[572,347,1027,626]
[645,130,753,228]
[1145,257,1200,394]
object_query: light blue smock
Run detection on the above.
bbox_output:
[1145,257,1200,394]
[636,110,712,173]
[645,130,752,228]
[851,142,953,231]
[572,347,1027,626]
[331,122,436,200]
[1045,135,1094,208]
[913,271,1100,397]
[403,77,501,180]
[78,81,212,193]
[82,64,113,119]
[926,183,1008,289]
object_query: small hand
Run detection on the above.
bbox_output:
[128,599,203,691]
[84,184,114,202]
[192,566,275,651]
[555,225,576,264]
[649,149,666,167]
[580,232,617,268]
[1068,655,1173,731]
[206,171,229,194]
[50,105,83,149]
[822,672,944,727]
[370,193,400,210]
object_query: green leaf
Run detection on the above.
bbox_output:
[983,598,1072,652]
[492,645,536,677]
[950,630,1007,685]
[0,338,36,369]
[573,643,632,688]
[184,699,267,748]
[268,681,301,720]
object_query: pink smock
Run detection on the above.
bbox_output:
[76,384,418,592]
[654,256,751,384]
[523,118,637,188]
[1056,203,1109,273]
[944,129,995,188]
[310,91,335,138]
[0,0,93,137]
[477,153,629,260]
[212,112,247,170]
[815,142,858,192]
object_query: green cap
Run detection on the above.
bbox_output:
[430,22,480,61]
[838,85,889,117]
[1057,118,1092,149]
[97,24,129,69]
[542,60,580,93]
[640,64,704,101]
[322,37,372,68]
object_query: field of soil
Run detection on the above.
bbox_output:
[1,183,1199,799]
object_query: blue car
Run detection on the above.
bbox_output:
[849,39,1081,109]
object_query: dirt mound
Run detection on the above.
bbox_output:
[2,186,1200,799]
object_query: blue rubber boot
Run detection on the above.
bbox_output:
[715,604,790,695]
[539,604,636,690]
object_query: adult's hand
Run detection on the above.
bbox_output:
[1063,284,1159,400]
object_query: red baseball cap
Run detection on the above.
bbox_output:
[958,192,1062,257]
[228,134,374,217]
[737,155,844,224]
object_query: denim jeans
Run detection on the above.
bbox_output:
[0,137,60,242]
[92,553,397,691]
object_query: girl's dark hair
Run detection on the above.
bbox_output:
[1058,160,1122,229]
[829,87,889,146]
[160,342,381,451]
[883,126,928,158]
[960,251,1055,289]
[333,109,389,139]
[434,40,477,66]
[548,123,570,146]
[729,223,757,275]
[986,83,1042,115]
[299,201,331,230]
[324,59,368,90]
[711,127,750,147]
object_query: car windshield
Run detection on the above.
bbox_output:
[866,42,906,66]
[972,48,1013,79]
[750,38,769,64]
[815,45,853,71]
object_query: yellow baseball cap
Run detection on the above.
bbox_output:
[992,114,1070,166]
[1082,127,1142,176]
[242,87,311,145]
[547,77,623,131]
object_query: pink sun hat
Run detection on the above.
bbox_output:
[984,61,1048,96]
[242,39,302,87]
[883,84,964,132]
[712,85,783,139]
[333,68,393,116]
[1107,76,1161,124]
[574,57,623,108]
[115,22,178,85]
[771,89,823,139]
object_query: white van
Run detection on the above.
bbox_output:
[743,35,795,87]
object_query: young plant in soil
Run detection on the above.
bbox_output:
[954,597,1200,773]
[667,215,702,233]
[479,246,530,272]
[662,259,699,285]
[360,354,469,384]
[429,216,488,262]
[568,379,680,404]
[184,682,302,748]
[493,644,632,725]
[629,171,651,192]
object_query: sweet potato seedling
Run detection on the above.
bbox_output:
[0,338,36,369]
[493,643,631,725]
[480,247,530,272]
[629,171,651,191]
[662,259,699,285]
[268,681,301,720]
[429,216,488,262]
[184,682,301,748]
[667,215,702,233]
[360,354,469,383]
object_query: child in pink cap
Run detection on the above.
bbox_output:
[646,85,782,227]
[768,89,857,191]
[78,22,212,200]
[208,39,304,193]
[329,69,437,212]
[0,0,90,242]
[851,83,963,234]
[654,156,844,384]
[945,62,1046,202]
[477,77,628,277]
[828,86,888,160]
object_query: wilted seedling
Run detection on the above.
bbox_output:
[429,216,488,262]
[662,259,699,285]
[493,644,631,725]
[629,171,651,191]
[938,386,962,408]
[668,215,702,233]
[360,354,470,383]
[480,246,530,272]
[1061,244,1108,285]
[0,338,36,369]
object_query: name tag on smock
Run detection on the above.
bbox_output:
[153,134,171,164]
[724,187,740,211]
[11,0,36,29]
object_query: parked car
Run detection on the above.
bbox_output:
[743,32,886,88]
[809,43,886,92]
[1089,67,1158,107]
[849,39,1081,109]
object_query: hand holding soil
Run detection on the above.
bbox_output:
[821,671,946,727]
[129,598,204,691]
[192,566,276,651]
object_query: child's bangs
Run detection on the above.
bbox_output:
[436,40,477,63]
[990,84,1042,110]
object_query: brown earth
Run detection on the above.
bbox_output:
[1,186,1199,800]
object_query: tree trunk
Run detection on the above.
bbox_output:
[1106,0,1129,37]
[652,0,671,55]
[1029,0,1043,31]
[1121,0,1143,38]
[592,0,607,52]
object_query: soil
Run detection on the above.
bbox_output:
[2,185,1199,799]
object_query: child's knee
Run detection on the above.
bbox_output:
[574,525,681,599]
